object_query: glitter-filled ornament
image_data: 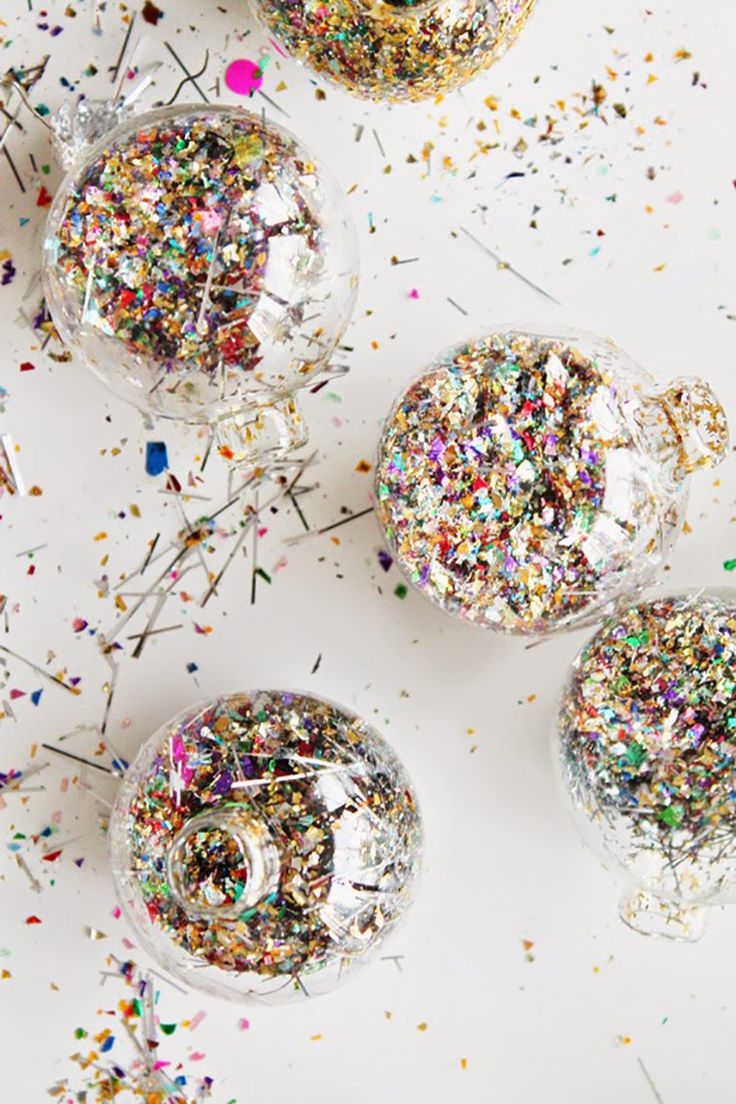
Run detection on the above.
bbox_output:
[43,104,358,457]
[556,590,736,941]
[252,0,536,102]
[109,690,423,1002]
[375,327,729,636]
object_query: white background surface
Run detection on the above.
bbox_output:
[1,0,735,1100]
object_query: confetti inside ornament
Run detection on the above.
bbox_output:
[42,104,358,445]
[109,691,423,1002]
[556,590,736,940]
[253,0,536,102]
[375,327,729,636]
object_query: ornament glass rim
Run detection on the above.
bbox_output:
[551,585,736,940]
[108,687,425,1003]
[372,323,728,637]
[41,101,360,425]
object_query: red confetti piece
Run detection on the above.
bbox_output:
[36,186,53,208]
[25,915,42,924]
[141,0,163,23]
[19,361,35,372]
[42,849,62,862]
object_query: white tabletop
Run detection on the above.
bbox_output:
[1,0,735,1100]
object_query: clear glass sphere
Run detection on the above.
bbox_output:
[109,690,423,1002]
[42,104,358,424]
[252,0,536,102]
[555,590,736,940]
[375,326,728,636]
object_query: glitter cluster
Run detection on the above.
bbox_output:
[557,591,736,911]
[253,0,536,102]
[43,105,358,422]
[375,329,725,635]
[110,691,423,1003]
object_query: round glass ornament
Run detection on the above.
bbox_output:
[252,0,536,102]
[109,690,423,1002]
[555,589,736,941]
[375,326,729,636]
[42,104,358,457]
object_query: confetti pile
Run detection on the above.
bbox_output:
[49,957,216,1102]
[43,105,358,422]
[253,0,536,102]
[557,591,736,922]
[110,691,423,1002]
[375,329,727,635]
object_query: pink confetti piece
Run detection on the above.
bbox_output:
[225,58,264,96]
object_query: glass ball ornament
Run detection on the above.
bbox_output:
[42,104,358,440]
[252,0,536,102]
[375,326,729,636]
[555,589,736,941]
[109,690,423,1002]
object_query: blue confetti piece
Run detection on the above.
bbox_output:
[145,441,169,477]
[30,689,43,706]
[100,1035,115,1053]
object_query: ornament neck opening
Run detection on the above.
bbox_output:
[167,809,279,920]
[618,886,707,942]
[52,98,131,171]
[215,394,309,467]
[50,66,160,170]
[638,376,729,481]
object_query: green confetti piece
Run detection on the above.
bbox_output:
[724,559,736,572]
[660,804,684,828]
[160,1023,177,1035]
[626,741,647,768]
[394,583,408,599]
